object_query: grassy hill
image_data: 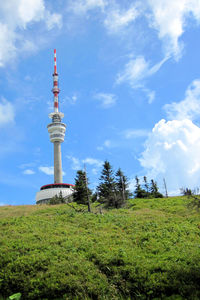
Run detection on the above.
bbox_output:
[0,197,200,299]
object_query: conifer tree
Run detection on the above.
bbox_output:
[134,176,146,198]
[150,179,158,193]
[97,160,116,207]
[150,179,163,198]
[73,170,92,205]
[143,176,149,194]
[115,168,130,206]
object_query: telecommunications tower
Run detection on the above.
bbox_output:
[36,50,74,204]
[48,49,66,184]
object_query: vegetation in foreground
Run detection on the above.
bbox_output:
[0,196,200,299]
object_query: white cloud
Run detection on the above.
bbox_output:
[164,79,200,121]
[104,139,112,148]
[0,0,62,66]
[82,157,103,175]
[82,157,103,167]
[19,162,35,169]
[63,94,78,105]
[97,139,114,151]
[97,146,103,151]
[123,129,149,139]
[104,4,140,33]
[39,166,66,176]
[66,155,103,178]
[91,168,98,175]
[0,24,16,67]
[69,0,106,14]
[17,0,45,28]
[67,156,82,170]
[66,0,200,62]
[116,56,148,87]
[39,166,54,175]
[45,12,62,30]
[147,0,200,59]
[20,39,37,53]
[139,119,200,194]
[67,155,103,173]
[23,169,35,175]
[0,98,15,126]
[71,95,78,103]
[94,93,116,108]
[116,55,167,88]
[145,89,155,104]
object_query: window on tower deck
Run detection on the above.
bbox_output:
[53,115,61,123]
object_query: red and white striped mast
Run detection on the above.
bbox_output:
[47,49,66,183]
[53,49,59,113]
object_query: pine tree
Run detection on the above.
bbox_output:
[150,179,158,194]
[150,179,163,198]
[180,187,193,196]
[134,176,146,198]
[115,168,130,207]
[97,160,116,207]
[143,176,149,194]
[73,170,92,205]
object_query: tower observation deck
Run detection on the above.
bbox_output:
[36,50,74,204]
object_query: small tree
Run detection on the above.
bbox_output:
[150,179,163,198]
[115,168,130,207]
[49,191,65,205]
[97,160,116,207]
[73,170,92,205]
[134,176,147,198]
[150,179,158,193]
[180,187,193,196]
[143,176,149,194]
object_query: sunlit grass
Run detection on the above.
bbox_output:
[0,197,199,299]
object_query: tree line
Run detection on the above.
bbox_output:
[49,160,163,207]
[134,175,163,199]
[72,160,163,209]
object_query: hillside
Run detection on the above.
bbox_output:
[0,197,200,299]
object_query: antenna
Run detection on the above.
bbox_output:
[54,49,57,74]
[52,49,60,113]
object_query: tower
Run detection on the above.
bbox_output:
[47,49,66,184]
[36,50,74,204]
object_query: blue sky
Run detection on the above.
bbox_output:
[1,0,200,205]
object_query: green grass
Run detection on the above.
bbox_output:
[0,197,200,299]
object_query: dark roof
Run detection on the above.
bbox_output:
[40,183,75,190]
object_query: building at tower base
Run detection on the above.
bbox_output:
[35,49,74,205]
[36,183,74,204]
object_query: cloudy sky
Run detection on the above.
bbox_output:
[1,0,200,205]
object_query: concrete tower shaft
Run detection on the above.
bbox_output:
[47,49,66,184]
[54,142,62,183]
